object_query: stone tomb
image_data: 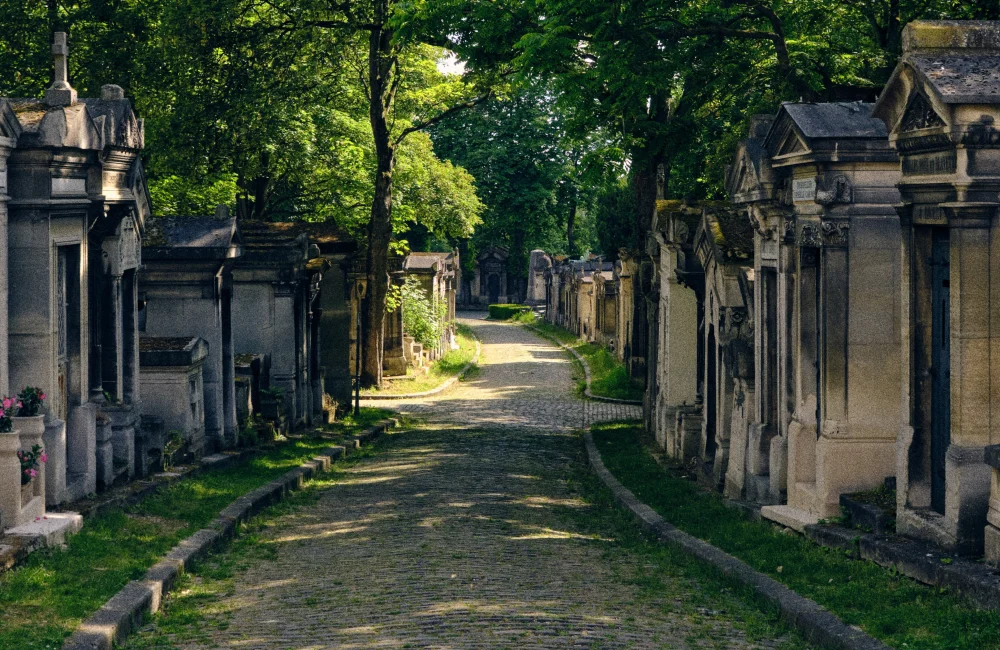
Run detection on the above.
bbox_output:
[233,222,326,429]
[874,21,1000,554]
[2,35,149,512]
[526,249,551,305]
[470,246,510,306]
[138,337,208,462]
[692,209,755,494]
[140,213,242,454]
[749,102,903,528]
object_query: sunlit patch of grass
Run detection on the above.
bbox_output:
[362,325,478,396]
[0,408,392,650]
[592,421,1000,650]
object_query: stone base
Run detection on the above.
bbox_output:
[760,504,820,533]
[6,511,83,547]
[985,524,1000,566]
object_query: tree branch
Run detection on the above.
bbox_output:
[396,90,495,144]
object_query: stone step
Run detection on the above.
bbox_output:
[5,511,83,547]
[760,504,820,533]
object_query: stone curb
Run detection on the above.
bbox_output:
[583,431,889,650]
[362,336,481,401]
[526,325,643,405]
[61,419,396,650]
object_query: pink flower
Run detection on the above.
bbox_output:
[39,393,45,400]
[28,469,37,477]
[17,401,22,409]
[2,398,11,409]
[40,453,47,463]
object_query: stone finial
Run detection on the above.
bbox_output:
[101,84,125,101]
[214,204,230,220]
[44,32,77,107]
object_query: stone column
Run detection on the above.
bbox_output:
[656,242,698,456]
[221,272,237,444]
[272,286,299,425]
[102,275,124,400]
[0,137,11,397]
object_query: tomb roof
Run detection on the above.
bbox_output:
[697,209,754,264]
[906,55,1000,104]
[139,336,209,367]
[405,251,454,270]
[778,102,887,139]
[143,216,240,260]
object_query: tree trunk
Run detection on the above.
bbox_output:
[361,16,395,388]
[566,188,577,258]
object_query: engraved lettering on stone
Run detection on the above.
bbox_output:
[792,178,816,202]
[51,177,86,196]
[902,151,957,175]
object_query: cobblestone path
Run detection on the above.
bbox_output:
[133,317,791,649]
[361,313,643,428]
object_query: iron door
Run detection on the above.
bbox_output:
[930,229,951,514]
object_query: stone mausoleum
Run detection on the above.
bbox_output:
[0,33,149,540]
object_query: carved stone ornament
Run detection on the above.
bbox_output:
[815,175,852,205]
[961,116,1000,148]
[900,93,946,132]
[719,307,754,380]
[101,215,141,276]
[783,215,796,241]
[799,223,822,248]
[821,220,850,247]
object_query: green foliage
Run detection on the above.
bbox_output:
[398,276,448,348]
[149,174,239,217]
[488,304,530,320]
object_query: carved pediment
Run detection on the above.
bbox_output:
[900,92,945,132]
[776,131,808,156]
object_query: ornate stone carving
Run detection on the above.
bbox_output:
[101,214,140,276]
[900,93,946,132]
[783,215,796,242]
[962,116,1000,147]
[821,220,850,247]
[720,307,754,380]
[815,175,852,205]
[799,223,821,248]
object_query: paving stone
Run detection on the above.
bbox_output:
[138,315,786,649]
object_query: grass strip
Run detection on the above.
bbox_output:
[362,323,478,396]
[523,316,644,402]
[592,420,1000,650]
[0,407,392,650]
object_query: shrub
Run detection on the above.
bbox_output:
[488,304,531,320]
[393,276,447,348]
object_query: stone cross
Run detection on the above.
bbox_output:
[44,32,77,107]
